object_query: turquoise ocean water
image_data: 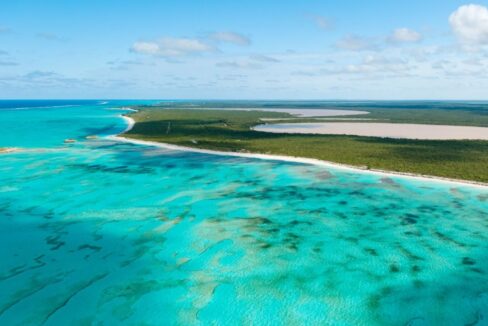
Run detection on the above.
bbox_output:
[0,101,487,325]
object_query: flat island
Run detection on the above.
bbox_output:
[123,106,488,183]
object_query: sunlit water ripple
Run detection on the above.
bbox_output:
[0,101,487,325]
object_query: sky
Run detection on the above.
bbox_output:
[1,0,488,99]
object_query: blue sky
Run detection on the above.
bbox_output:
[1,0,488,99]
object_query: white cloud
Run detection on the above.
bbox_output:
[131,37,214,57]
[449,4,488,45]
[0,26,10,33]
[131,42,159,55]
[388,28,422,43]
[210,32,251,46]
[336,35,378,51]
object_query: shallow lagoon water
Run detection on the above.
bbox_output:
[0,101,487,325]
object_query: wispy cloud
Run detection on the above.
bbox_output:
[336,35,379,51]
[0,26,11,34]
[310,15,333,30]
[249,54,280,63]
[131,37,214,58]
[216,61,263,69]
[0,60,18,66]
[210,32,251,46]
[342,55,410,75]
[107,59,153,70]
[11,70,95,87]
[292,54,413,79]
[36,32,67,42]
[109,60,145,66]
[23,71,58,79]
[131,31,251,60]
[0,70,99,92]
[387,28,422,43]
[0,48,18,66]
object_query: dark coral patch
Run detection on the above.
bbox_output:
[260,243,272,249]
[365,248,378,256]
[411,265,421,273]
[401,217,417,225]
[401,213,418,225]
[413,279,425,288]
[389,263,400,273]
[462,257,476,266]
[287,243,298,251]
[470,267,484,274]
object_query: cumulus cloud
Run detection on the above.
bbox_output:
[131,37,214,57]
[336,35,378,51]
[449,4,488,45]
[210,32,251,46]
[388,28,422,43]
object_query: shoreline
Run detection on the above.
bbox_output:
[112,115,488,189]
[120,115,135,133]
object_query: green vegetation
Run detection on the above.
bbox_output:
[136,101,488,126]
[125,108,488,183]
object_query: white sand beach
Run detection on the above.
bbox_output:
[254,122,488,140]
[121,115,135,133]
[113,116,487,188]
